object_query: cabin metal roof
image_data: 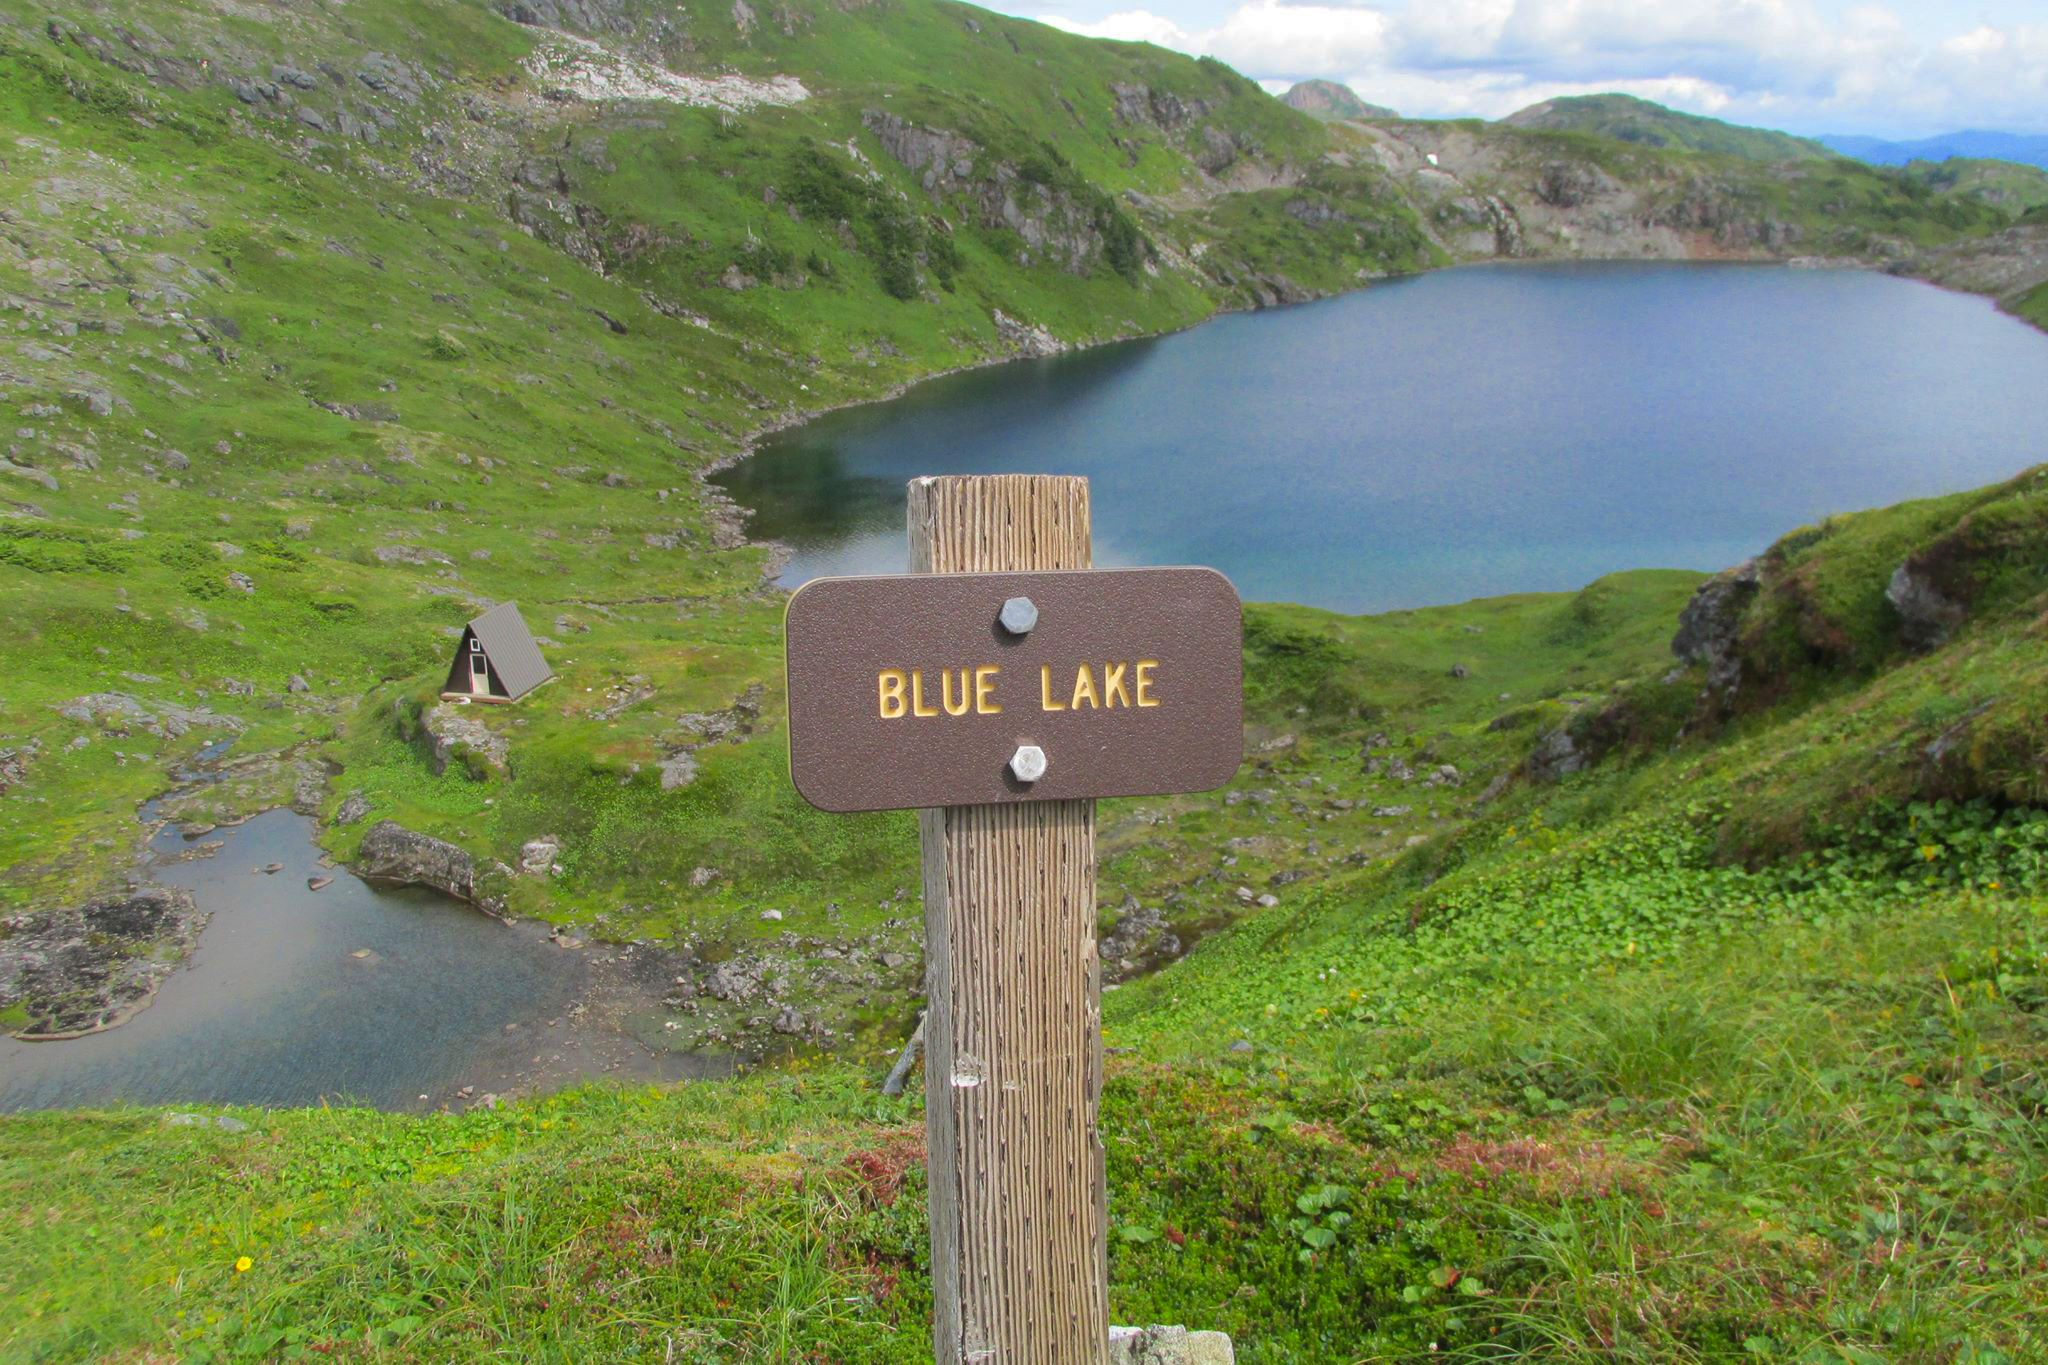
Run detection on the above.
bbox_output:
[466,600,553,700]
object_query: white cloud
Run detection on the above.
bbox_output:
[1026,0,2048,136]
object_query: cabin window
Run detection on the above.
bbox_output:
[470,638,483,653]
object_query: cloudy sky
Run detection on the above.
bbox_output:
[998,0,2048,138]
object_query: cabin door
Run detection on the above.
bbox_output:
[469,641,490,696]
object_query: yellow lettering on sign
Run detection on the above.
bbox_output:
[1071,664,1100,710]
[878,668,908,719]
[1102,662,1131,709]
[910,669,939,718]
[940,668,972,717]
[890,661,1159,716]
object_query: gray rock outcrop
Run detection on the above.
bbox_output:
[1,887,205,1037]
[1526,727,1586,782]
[55,692,244,740]
[1671,558,1760,692]
[355,820,476,902]
[1886,560,1968,651]
[862,110,1132,275]
[421,701,509,776]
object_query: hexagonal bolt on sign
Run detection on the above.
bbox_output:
[999,595,1038,636]
[1009,744,1048,784]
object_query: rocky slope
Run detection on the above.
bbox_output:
[1340,113,2048,300]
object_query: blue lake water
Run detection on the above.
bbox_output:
[717,262,2048,612]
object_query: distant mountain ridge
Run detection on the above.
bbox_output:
[1503,93,1832,162]
[1822,131,2048,172]
[1280,79,1395,123]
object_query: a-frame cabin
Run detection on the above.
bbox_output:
[441,601,553,704]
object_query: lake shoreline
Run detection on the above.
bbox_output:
[706,249,2043,577]
[714,257,2048,615]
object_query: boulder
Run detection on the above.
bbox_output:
[355,820,475,902]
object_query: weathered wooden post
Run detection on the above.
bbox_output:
[784,474,1242,1363]
[911,475,1105,1363]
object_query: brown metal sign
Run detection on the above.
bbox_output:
[784,567,1242,812]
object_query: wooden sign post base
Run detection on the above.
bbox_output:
[909,475,1109,1364]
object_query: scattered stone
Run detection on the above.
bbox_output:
[372,544,451,565]
[335,790,371,825]
[307,875,334,891]
[164,1112,250,1133]
[1449,663,1468,678]
[760,908,784,922]
[288,674,311,693]
[991,308,1066,357]
[689,866,722,888]
[0,741,41,796]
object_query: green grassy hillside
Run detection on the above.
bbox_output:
[1500,93,1833,163]
[7,472,2047,1362]
[1900,158,2048,217]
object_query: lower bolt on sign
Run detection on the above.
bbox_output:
[784,567,1243,812]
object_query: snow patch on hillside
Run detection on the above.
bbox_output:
[523,32,808,111]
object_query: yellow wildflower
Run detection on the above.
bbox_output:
[234,1256,253,1273]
